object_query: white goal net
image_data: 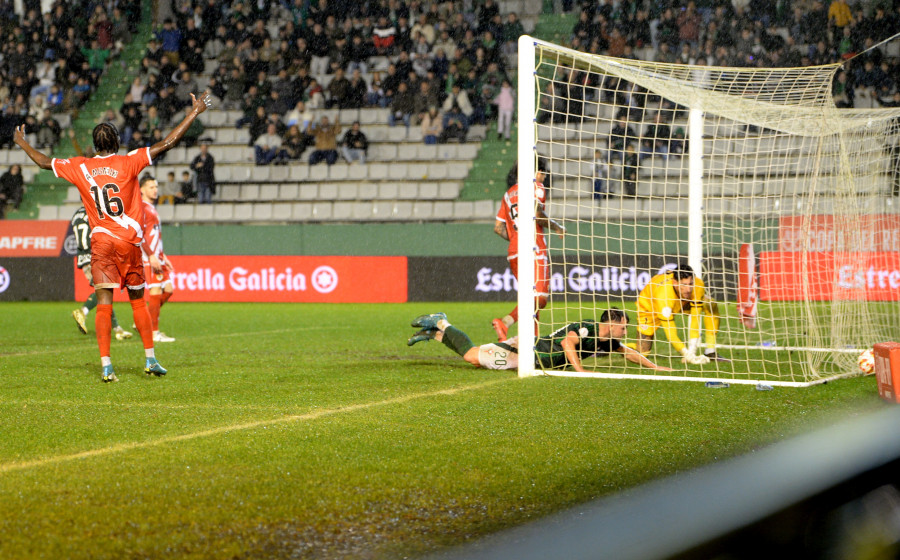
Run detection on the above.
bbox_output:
[516,36,900,386]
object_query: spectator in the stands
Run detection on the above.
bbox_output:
[341,121,369,164]
[307,115,341,166]
[367,71,387,107]
[283,125,311,160]
[306,78,326,109]
[0,164,24,218]
[492,79,514,141]
[309,23,331,75]
[156,18,183,64]
[265,90,291,117]
[328,68,351,109]
[439,104,468,143]
[389,81,416,127]
[179,170,195,202]
[421,106,443,144]
[126,129,146,152]
[347,34,372,75]
[191,141,217,202]
[373,16,397,55]
[442,83,473,124]
[159,171,182,205]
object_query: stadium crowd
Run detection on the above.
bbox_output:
[0,0,898,210]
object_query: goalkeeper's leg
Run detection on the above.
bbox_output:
[702,302,730,362]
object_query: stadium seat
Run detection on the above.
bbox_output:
[329,164,349,180]
[259,184,279,200]
[335,183,358,200]
[457,144,479,159]
[37,205,58,220]
[347,163,368,180]
[318,183,338,199]
[426,163,449,179]
[0,151,8,165]
[267,165,289,182]
[377,182,399,199]
[230,166,252,182]
[230,203,251,221]
[194,204,214,222]
[418,182,438,199]
[213,202,234,221]
[368,163,388,180]
[157,204,175,221]
[375,144,398,160]
[174,204,195,221]
[252,202,273,220]
[706,197,734,215]
[216,128,237,144]
[387,127,408,142]
[396,182,417,199]
[272,202,292,221]
[205,111,227,126]
[452,201,475,219]
[412,200,434,220]
[332,201,354,220]
[390,201,414,220]
[298,184,318,200]
[407,163,428,179]
[65,186,80,203]
[438,182,460,199]
[447,163,469,179]
[357,183,378,199]
[60,202,82,218]
[417,144,438,160]
[473,200,497,219]
[358,109,380,125]
[218,184,239,201]
[291,202,313,220]
[250,166,270,182]
[240,185,260,201]
[278,184,299,199]
[309,165,329,181]
[358,201,381,220]
[388,163,409,180]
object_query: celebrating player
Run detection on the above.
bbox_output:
[70,205,133,341]
[139,175,176,342]
[408,308,671,373]
[634,261,728,364]
[491,160,565,341]
[14,91,212,382]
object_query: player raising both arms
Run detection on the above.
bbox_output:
[70,205,132,340]
[491,160,566,341]
[409,308,671,373]
[635,261,728,364]
[14,91,212,382]
[139,175,176,343]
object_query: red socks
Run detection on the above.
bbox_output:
[131,299,154,349]
[148,294,162,331]
[95,304,112,358]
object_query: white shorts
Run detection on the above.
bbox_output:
[477,339,519,370]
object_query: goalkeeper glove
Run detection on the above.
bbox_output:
[680,345,711,365]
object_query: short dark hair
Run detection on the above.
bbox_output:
[600,307,628,324]
[672,261,695,281]
[92,122,119,154]
[139,173,156,187]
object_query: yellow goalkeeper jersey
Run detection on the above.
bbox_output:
[636,272,709,353]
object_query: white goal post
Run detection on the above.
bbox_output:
[516,35,900,386]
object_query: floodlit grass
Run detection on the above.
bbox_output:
[0,301,886,559]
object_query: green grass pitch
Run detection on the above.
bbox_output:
[0,301,887,558]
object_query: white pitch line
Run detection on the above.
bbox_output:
[0,378,511,475]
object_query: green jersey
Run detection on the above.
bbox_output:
[70,206,91,268]
[534,321,622,370]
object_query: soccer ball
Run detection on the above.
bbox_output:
[858,349,875,375]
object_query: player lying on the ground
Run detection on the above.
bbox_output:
[408,308,672,373]
[635,261,728,365]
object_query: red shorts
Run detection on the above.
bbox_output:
[509,254,550,297]
[144,263,172,289]
[90,234,145,291]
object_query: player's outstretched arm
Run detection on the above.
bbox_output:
[13,125,52,169]
[560,331,586,373]
[150,91,212,160]
[619,346,673,371]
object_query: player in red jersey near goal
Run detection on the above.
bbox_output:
[491,160,565,341]
[14,91,212,382]
[139,175,177,343]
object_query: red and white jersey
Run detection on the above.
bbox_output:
[52,148,153,246]
[495,181,548,260]
[141,199,165,264]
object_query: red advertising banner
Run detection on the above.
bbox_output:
[74,255,408,302]
[759,251,900,301]
[0,220,70,257]
[779,215,900,252]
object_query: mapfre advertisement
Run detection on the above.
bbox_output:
[0,220,71,257]
[759,251,900,301]
[74,256,408,302]
[779,215,900,252]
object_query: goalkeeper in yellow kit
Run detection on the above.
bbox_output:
[635,262,729,364]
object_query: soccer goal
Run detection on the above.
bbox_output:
[516,36,900,386]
